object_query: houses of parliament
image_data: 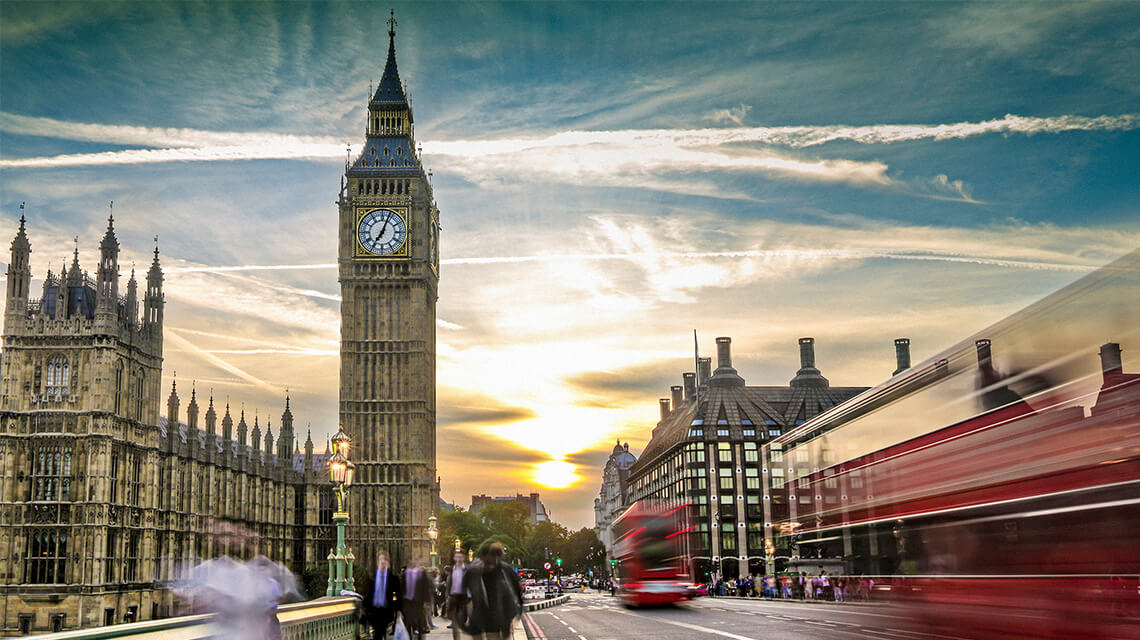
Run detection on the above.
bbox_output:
[0,16,438,637]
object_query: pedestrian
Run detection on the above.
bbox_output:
[362,551,402,640]
[444,550,470,640]
[402,561,432,639]
[834,575,846,603]
[461,540,523,640]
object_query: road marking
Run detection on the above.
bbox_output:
[568,627,577,632]
[578,636,588,640]
[559,619,569,626]
[612,608,758,640]
[523,613,549,640]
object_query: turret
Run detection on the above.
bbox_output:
[97,209,120,309]
[124,268,139,325]
[144,242,164,334]
[251,412,262,457]
[279,393,295,462]
[205,393,218,462]
[186,383,200,429]
[166,379,180,450]
[265,422,275,465]
[238,408,248,447]
[5,204,32,332]
[55,260,69,319]
[221,402,234,464]
[303,428,314,477]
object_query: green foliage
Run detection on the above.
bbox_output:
[439,508,491,556]
[437,505,604,574]
[479,500,531,542]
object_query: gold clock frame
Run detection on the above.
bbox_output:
[354,206,410,260]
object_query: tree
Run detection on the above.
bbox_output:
[523,521,569,569]
[439,508,491,556]
[479,500,531,544]
[563,527,606,574]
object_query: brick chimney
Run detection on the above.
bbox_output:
[710,337,745,387]
[659,398,671,420]
[790,337,829,388]
[670,385,684,408]
[683,372,697,400]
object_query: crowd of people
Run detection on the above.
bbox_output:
[359,540,524,640]
[704,572,874,602]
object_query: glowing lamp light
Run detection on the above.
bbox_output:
[331,426,351,458]
[329,451,348,484]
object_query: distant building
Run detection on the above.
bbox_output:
[469,493,550,525]
[627,336,899,581]
[594,441,637,555]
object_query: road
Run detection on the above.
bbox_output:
[521,591,956,640]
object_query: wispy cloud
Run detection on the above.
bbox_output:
[4,112,1135,203]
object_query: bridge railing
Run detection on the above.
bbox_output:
[29,596,360,640]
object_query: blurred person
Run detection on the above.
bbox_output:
[179,555,287,640]
[363,551,402,640]
[461,540,523,640]
[402,561,432,639]
[432,568,446,618]
[445,549,470,640]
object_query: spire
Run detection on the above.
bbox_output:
[100,203,119,252]
[10,202,30,253]
[371,8,406,106]
[67,239,83,285]
[7,202,32,309]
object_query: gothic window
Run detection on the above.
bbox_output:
[26,529,68,584]
[129,456,142,505]
[105,530,118,582]
[109,453,120,503]
[125,532,140,582]
[114,362,123,414]
[31,443,72,501]
[45,357,69,398]
[383,146,389,156]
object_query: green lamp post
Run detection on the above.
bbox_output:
[326,427,356,597]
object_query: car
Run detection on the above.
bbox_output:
[685,583,708,598]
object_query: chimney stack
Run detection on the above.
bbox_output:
[670,385,684,408]
[1099,342,1123,377]
[659,398,671,421]
[698,357,712,387]
[799,337,816,369]
[716,337,733,370]
[893,338,911,376]
[682,372,697,400]
[976,339,992,365]
[790,337,829,388]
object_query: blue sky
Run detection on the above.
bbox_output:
[2,1,1139,527]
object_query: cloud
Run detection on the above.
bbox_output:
[5,112,1136,203]
[706,104,752,126]
[438,390,539,428]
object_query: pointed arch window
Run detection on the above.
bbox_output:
[25,530,68,584]
[31,442,73,502]
[45,357,69,397]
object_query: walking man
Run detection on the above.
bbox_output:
[461,540,523,640]
[444,550,470,640]
[362,551,402,640]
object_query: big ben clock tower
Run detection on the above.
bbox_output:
[338,11,439,568]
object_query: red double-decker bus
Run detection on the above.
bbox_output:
[767,249,1140,639]
[610,500,694,606]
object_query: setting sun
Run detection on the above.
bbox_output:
[533,460,579,489]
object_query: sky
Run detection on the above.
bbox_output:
[2,1,1138,529]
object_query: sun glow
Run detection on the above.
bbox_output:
[533,460,579,489]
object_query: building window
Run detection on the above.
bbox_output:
[743,442,758,462]
[745,468,761,489]
[105,530,118,583]
[741,418,753,426]
[769,429,781,437]
[720,531,737,551]
[716,429,729,437]
[742,428,755,437]
[686,447,705,463]
[109,453,120,503]
[690,419,704,426]
[129,456,142,505]
[31,443,72,501]
[688,428,703,438]
[125,532,140,582]
[104,609,115,627]
[51,614,65,633]
[717,442,732,463]
[25,529,67,584]
[19,615,32,635]
[45,357,69,397]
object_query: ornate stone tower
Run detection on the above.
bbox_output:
[337,11,439,567]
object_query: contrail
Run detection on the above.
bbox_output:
[161,249,1098,275]
[166,328,282,393]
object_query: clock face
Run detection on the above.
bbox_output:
[357,208,407,256]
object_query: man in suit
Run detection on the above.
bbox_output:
[461,541,522,640]
[362,551,402,640]
[443,550,470,640]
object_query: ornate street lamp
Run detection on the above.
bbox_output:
[326,427,356,596]
[427,515,439,571]
[454,536,462,552]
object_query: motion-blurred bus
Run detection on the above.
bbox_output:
[610,501,694,606]
[767,249,1140,639]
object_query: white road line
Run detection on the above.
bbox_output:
[612,608,758,640]
[559,619,569,626]
[578,636,587,640]
[568,627,577,633]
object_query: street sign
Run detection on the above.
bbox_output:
[543,561,552,570]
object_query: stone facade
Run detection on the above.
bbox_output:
[627,336,881,581]
[594,442,636,555]
[0,216,332,636]
[469,493,551,525]
[337,16,440,570]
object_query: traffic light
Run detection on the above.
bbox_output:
[556,557,563,567]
